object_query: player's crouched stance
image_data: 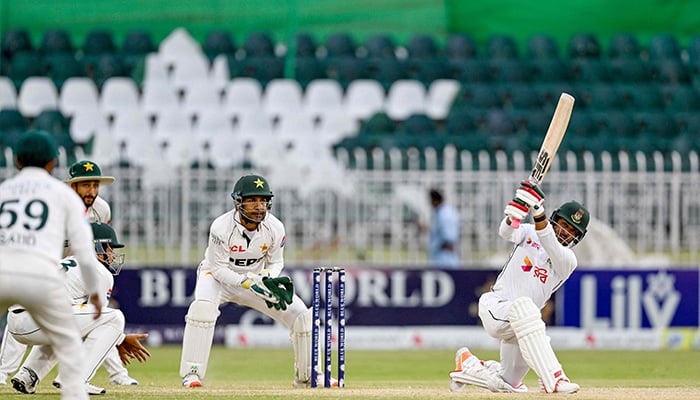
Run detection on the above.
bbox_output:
[7,223,149,395]
[179,175,324,388]
[449,181,589,394]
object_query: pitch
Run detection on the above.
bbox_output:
[1,346,698,399]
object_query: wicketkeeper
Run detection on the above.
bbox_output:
[450,180,589,394]
[180,174,319,388]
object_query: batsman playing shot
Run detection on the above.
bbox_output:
[449,180,589,394]
[180,174,325,388]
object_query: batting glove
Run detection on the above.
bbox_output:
[505,198,529,221]
[515,180,545,217]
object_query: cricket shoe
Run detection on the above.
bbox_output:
[539,377,580,394]
[51,379,106,395]
[182,373,202,388]
[449,347,494,392]
[86,383,106,395]
[487,374,528,393]
[449,347,474,392]
[11,366,39,394]
[0,372,7,385]
[110,374,139,385]
[292,375,339,388]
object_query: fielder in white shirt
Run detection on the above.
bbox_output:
[0,159,139,387]
[449,180,590,395]
[179,174,319,388]
[6,222,149,395]
[0,130,103,400]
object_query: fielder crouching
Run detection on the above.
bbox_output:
[450,180,589,394]
[179,174,326,388]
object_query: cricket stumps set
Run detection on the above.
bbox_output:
[311,267,346,388]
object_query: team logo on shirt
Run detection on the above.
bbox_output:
[260,243,268,252]
[521,256,550,283]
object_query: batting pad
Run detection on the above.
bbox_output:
[180,300,219,378]
[508,297,564,393]
[291,308,313,383]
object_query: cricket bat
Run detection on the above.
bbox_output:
[511,92,575,228]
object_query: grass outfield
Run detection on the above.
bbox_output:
[1,346,699,399]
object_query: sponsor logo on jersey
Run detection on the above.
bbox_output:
[521,256,533,272]
[280,235,286,247]
[230,245,246,252]
[525,237,540,250]
[228,256,264,266]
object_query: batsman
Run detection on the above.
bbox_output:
[179,174,315,388]
[450,180,589,394]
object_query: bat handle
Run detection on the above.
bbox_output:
[511,218,521,228]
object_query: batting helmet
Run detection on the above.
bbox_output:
[550,200,589,246]
[91,222,125,275]
[230,174,273,223]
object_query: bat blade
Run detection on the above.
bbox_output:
[529,92,575,183]
[511,92,575,228]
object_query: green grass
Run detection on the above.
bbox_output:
[2,346,699,399]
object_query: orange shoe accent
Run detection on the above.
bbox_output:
[455,349,474,371]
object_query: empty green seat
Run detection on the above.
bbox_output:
[362,34,396,59]
[444,33,478,60]
[2,28,33,59]
[44,53,84,89]
[83,29,116,55]
[607,33,641,59]
[40,29,74,55]
[568,33,600,59]
[406,34,438,59]
[526,34,560,59]
[203,30,236,61]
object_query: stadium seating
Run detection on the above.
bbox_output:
[3,27,700,171]
[17,77,59,117]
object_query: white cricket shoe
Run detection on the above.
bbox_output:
[182,373,202,388]
[110,374,139,385]
[0,373,7,385]
[487,374,528,393]
[538,377,580,394]
[86,382,106,395]
[449,347,475,392]
[11,366,39,394]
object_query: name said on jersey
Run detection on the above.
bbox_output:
[0,231,37,246]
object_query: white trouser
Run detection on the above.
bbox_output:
[0,250,89,400]
[478,291,530,387]
[181,272,309,378]
[0,325,27,378]
[8,303,126,383]
[195,272,309,330]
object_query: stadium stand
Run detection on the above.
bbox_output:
[2,25,700,176]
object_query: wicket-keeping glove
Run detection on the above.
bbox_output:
[241,273,281,308]
[264,276,295,306]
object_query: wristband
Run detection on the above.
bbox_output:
[534,214,547,223]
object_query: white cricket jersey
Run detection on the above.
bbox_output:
[491,217,578,309]
[199,209,286,287]
[60,256,114,305]
[0,167,102,292]
[89,196,111,224]
[63,195,111,257]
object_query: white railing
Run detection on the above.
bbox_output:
[4,147,698,268]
